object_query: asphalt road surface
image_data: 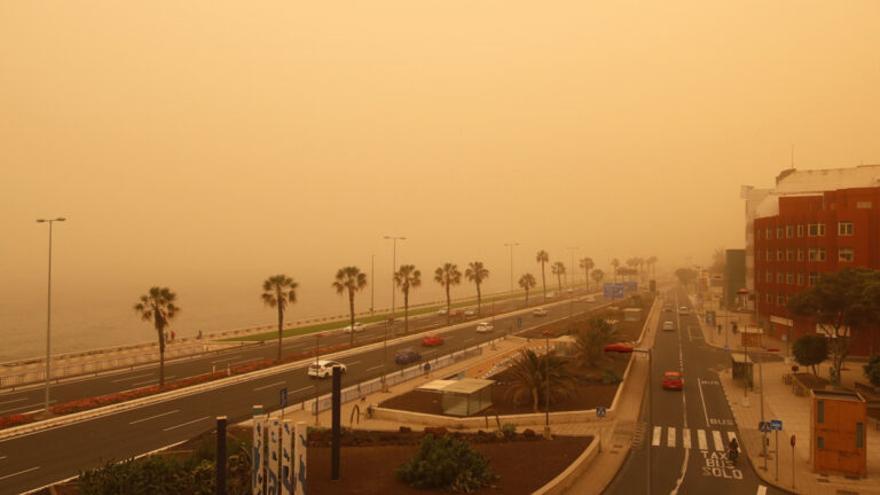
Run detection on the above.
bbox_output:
[0,291,604,494]
[604,288,788,495]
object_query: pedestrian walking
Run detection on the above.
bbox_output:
[423,361,431,377]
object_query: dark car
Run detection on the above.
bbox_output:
[395,348,422,365]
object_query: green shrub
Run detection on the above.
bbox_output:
[864,355,880,387]
[500,423,516,439]
[397,434,497,493]
[792,334,828,375]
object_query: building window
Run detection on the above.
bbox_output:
[797,273,805,286]
[809,272,819,286]
[808,223,825,237]
[838,222,854,236]
[776,227,784,239]
[765,293,772,303]
[839,248,854,262]
[818,248,826,261]
[797,249,805,262]
[797,224,804,237]
[786,225,794,238]
[818,436,825,449]
[856,201,872,209]
[808,248,817,262]
[765,228,772,239]
[776,293,784,305]
[857,423,865,449]
[776,272,784,283]
[765,271,772,283]
[817,400,825,423]
[786,273,794,285]
[786,249,794,261]
[777,250,784,261]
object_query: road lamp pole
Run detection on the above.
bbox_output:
[37,217,65,413]
[504,242,519,296]
[543,330,551,439]
[381,320,389,392]
[383,236,406,326]
[314,333,321,425]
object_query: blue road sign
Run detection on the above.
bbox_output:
[596,406,607,418]
[280,387,288,408]
[770,419,783,431]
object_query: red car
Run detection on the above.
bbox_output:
[422,334,444,347]
[603,342,634,353]
[662,371,684,390]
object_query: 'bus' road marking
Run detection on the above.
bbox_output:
[697,430,708,450]
[712,430,724,451]
[253,380,286,392]
[667,427,676,448]
[110,373,154,383]
[0,466,39,482]
[652,426,662,446]
[163,416,211,432]
[0,397,28,406]
[682,428,691,449]
[129,409,180,425]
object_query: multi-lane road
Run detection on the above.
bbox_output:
[605,288,787,495]
[0,291,602,494]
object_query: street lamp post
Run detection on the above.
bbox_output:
[36,217,66,413]
[383,236,406,328]
[314,333,321,425]
[504,242,519,296]
[543,330,552,439]
[381,320,389,392]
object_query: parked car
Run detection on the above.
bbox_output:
[532,307,548,317]
[585,295,597,303]
[463,308,477,317]
[662,321,675,331]
[603,342,634,353]
[395,348,422,365]
[663,306,673,313]
[307,360,347,378]
[342,322,366,333]
[475,322,494,333]
[436,308,448,315]
[662,371,684,390]
[421,334,444,347]
[678,306,689,315]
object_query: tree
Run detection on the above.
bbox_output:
[332,266,368,346]
[788,268,880,384]
[551,261,566,292]
[397,434,496,492]
[573,318,618,369]
[590,268,605,286]
[579,257,594,289]
[134,287,179,387]
[434,263,461,325]
[394,264,421,333]
[536,250,550,301]
[518,273,537,306]
[864,356,880,388]
[792,334,828,375]
[611,258,620,282]
[674,267,698,286]
[261,274,299,362]
[506,349,575,412]
[464,261,489,315]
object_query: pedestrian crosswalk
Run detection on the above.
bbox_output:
[651,426,737,451]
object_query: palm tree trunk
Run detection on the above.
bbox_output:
[525,288,529,306]
[276,303,284,362]
[349,290,356,347]
[584,268,589,290]
[557,275,562,292]
[445,284,451,326]
[476,283,482,315]
[404,288,409,333]
[532,387,539,413]
[541,263,547,302]
[156,325,165,388]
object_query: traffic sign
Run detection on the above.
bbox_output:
[280,387,288,408]
[769,419,783,431]
[596,406,607,418]
[759,421,771,433]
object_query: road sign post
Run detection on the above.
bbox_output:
[790,434,796,490]
[775,429,779,482]
[280,387,288,420]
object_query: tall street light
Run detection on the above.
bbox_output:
[383,236,406,326]
[504,242,519,295]
[36,216,66,413]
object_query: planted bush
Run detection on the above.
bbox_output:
[397,434,496,493]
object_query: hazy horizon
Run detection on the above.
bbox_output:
[3,1,879,360]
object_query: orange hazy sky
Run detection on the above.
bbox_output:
[2,1,879,354]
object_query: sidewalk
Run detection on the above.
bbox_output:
[694,304,880,494]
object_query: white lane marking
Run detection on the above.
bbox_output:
[682,428,691,449]
[727,431,738,443]
[344,361,361,367]
[697,378,711,426]
[129,409,180,425]
[462,337,474,342]
[652,426,662,446]
[291,386,311,394]
[365,364,384,372]
[253,380,286,392]
[0,397,28,406]
[110,373,154,383]
[712,430,724,451]
[697,429,708,450]
[0,401,55,415]
[0,466,39,482]
[131,376,175,387]
[667,427,676,448]
[163,416,211,432]
[210,355,241,364]
[756,485,767,495]
[230,358,262,367]
[0,455,6,461]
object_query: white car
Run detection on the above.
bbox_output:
[662,321,675,331]
[342,322,366,333]
[437,308,448,315]
[463,308,477,317]
[475,322,494,333]
[307,359,347,378]
[532,307,548,317]
[678,306,689,315]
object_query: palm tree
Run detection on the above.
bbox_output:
[394,264,421,333]
[573,318,618,369]
[434,263,461,325]
[579,257,594,290]
[551,261,566,292]
[133,287,180,387]
[518,273,537,306]
[536,250,550,302]
[332,266,368,346]
[611,258,620,282]
[261,274,298,362]
[464,261,490,315]
[590,268,605,286]
[506,349,576,412]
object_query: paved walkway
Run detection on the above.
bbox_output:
[693,300,880,495]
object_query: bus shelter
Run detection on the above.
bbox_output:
[730,351,754,388]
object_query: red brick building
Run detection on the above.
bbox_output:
[753,186,880,354]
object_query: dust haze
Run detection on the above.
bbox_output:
[2,1,879,357]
